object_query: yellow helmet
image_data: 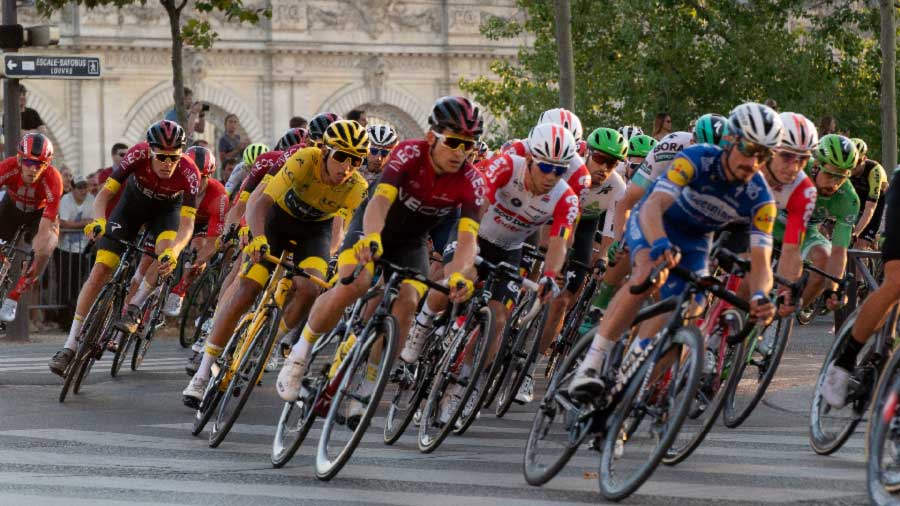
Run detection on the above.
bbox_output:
[324,120,369,158]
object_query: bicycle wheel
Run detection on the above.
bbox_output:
[867,340,900,505]
[417,306,495,453]
[272,350,331,467]
[723,316,792,428]
[496,305,548,418]
[72,356,96,394]
[110,329,135,378]
[59,284,117,403]
[191,318,250,436]
[131,291,163,371]
[599,326,703,501]
[523,333,594,486]
[384,334,439,445]
[454,306,500,435]
[179,263,219,348]
[482,296,531,409]
[209,306,281,448]
[316,315,398,481]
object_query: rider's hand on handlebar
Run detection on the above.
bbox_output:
[353,232,383,265]
[158,248,178,276]
[750,292,775,326]
[448,271,474,303]
[83,218,107,239]
[244,235,269,263]
[238,226,251,248]
[538,270,560,302]
[825,288,846,311]
[776,287,796,318]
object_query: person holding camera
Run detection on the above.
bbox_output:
[164,87,206,144]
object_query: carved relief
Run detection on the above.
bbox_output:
[363,56,386,103]
[271,0,308,31]
[307,0,440,39]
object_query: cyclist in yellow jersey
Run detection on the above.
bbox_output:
[181,120,369,406]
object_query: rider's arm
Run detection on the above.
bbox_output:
[613,183,645,240]
[779,182,817,282]
[829,188,860,286]
[92,182,118,220]
[853,200,877,237]
[330,211,347,256]
[173,211,196,254]
[545,191,580,275]
[362,186,393,237]
[748,245,774,299]
[637,191,676,245]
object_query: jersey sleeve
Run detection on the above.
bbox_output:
[108,144,146,190]
[179,159,201,211]
[566,162,591,207]
[868,164,887,201]
[832,184,861,248]
[782,179,817,246]
[549,190,580,241]
[375,142,413,204]
[479,154,514,203]
[0,157,19,188]
[653,154,697,198]
[458,167,487,234]
[342,176,369,216]
[601,177,626,238]
[204,181,229,237]
[263,157,299,203]
[40,167,64,220]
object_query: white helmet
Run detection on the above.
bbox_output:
[538,108,583,142]
[618,125,644,141]
[727,102,783,148]
[528,122,577,166]
[778,112,818,153]
[367,124,398,147]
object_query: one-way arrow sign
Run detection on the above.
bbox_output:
[1,54,101,79]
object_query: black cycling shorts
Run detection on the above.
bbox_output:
[444,234,522,306]
[99,179,181,256]
[0,196,42,244]
[264,205,332,267]
[565,217,600,294]
[882,176,900,263]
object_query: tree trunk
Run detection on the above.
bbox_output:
[554,0,575,110]
[163,0,187,127]
[880,0,897,175]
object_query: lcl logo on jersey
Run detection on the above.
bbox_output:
[753,203,777,234]
[667,158,694,186]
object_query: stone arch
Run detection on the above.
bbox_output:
[318,84,430,137]
[122,80,264,145]
[21,87,75,169]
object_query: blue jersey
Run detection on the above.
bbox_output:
[642,144,776,249]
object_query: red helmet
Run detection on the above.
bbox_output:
[186,146,216,176]
[428,96,483,138]
[18,133,53,164]
[276,128,310,151]
[147,120,186,151]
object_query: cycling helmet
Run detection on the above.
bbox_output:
[275,128,310,151]
[779,112,818,153]
[618,125,644,142]
[429,96,483,138]
[851,137,868,157]
[324,120,369,158]
[309,112,341,140]
[627,134,657,157]
[367,124,399,147]
[146,120,185,151]
[528,123,577,166]
[815,134,858,176]
[586,127,628,161]
[538,107,583,142]
[693,114,730,147]
[242,143,269,167]
[186,146,216,177]
[576,139,587,157]
[475,140,489,156]
[17,132,53,163]
[727,102,783,148]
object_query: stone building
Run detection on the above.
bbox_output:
[9,0,524,174]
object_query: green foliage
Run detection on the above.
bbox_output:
[462,0,898,161]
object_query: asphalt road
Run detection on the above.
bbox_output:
[0,319,870,506]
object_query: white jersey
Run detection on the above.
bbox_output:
[581,170,626,237]
[633,131,693,189]
[479,153,580,250]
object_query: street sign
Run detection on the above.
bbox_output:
[1,54,100,79]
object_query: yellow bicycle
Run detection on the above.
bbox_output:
[190,243,330,446]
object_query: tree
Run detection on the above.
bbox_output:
[36,0,270,128]
[553,0,574,110]
[464,0,898,161]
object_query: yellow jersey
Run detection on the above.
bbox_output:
[264,147,368,222]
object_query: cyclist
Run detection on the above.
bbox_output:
[569,102,781,397]
[796,134,860,317]
[0,133,63,322]
[403,124,579,415]
[163,147,229,317]
[618,125,644,142]
[624,134,657,180]
[822,152,900,408]
[224,142,269,196]
[48,120,200,375]
[530,127,627,403]
[182,120,370,406]
[848,138,888,250]
[275,96,485,412]
[364,124,399,185]
[471,140,490,164]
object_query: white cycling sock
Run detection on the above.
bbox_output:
[196,343,223,380]
[580,335,615,373]
[288,325,318,363]
[415,301,441,327]
[63,315,84,351]
[130,280,153,308]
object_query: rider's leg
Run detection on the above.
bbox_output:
[800,245,830,308]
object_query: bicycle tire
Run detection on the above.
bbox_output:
[191,318,251,436]
[72,356,95,394]
[209,306,281,448]
[454,306,502,435]
[110,329,135,377]
[866,325,900,506]
[523,332,594,486]
[722,316,792,428]
[496,305,548,418]
[316,315,398,481]
[59,283,117,403]
[599,325,703,501]
[481,296,531,409]
[384,333,440,445]
[179,263,219,348]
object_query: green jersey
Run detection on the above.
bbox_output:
[805,179,859,249]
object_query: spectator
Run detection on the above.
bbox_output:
[19,86,48,135]
[217,114,249,163]
[764,98,779,111]
[347,109,367,126]
[55,176,94,327]
[818,115,837,136]
[289,116,308,129]
[164,87,206,142]
[59,165,73,194]
[651,111,673,141]
[97,142,128,185]
[219,157,238,184]
[87,172,99,196]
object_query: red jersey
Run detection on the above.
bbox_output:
[501,139,591,207]
[771,171,817,246]
[107,142,201,209]
[196,178,229,237]
[0,156,63,220]
[233,144,305,206]
[96,166,114,185]
[378,139,486,238]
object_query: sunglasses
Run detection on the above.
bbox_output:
[21,158,47,168]
[735,139,771,161]
[533,159,567,177]
[589,150,619,168]
[435,132,476,152]
[369,147,391,157]
[332,150,364,168]
[821,166,849,182]
[775,150,811,164]
[152,151,181,163]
